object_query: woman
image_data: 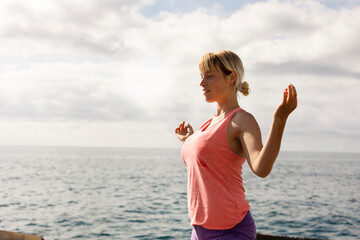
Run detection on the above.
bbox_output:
[175,50,297,240]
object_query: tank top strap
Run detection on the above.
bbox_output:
[200,107,245,132]
[220,107,244,131]
[199,118,212,131]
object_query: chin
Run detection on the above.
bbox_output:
[204,97,216,103]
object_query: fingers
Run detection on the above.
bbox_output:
[291,84,297,98]
[187,124,194,134]
[184,124,194,134]
[288,84,293,100]
[290,84,297,109]
[281,84,298,113]
[288,84,297,97]
[283,84,297,103]
[179,121,185,132]
[287,84,297,108]
[175,121,193,134]
[282,88,288,105]
[175,121,184,133]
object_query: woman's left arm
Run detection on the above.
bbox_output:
[239,84,297,178]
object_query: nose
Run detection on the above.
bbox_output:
[200,77,206,86]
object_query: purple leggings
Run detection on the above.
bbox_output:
[191,211,256,240]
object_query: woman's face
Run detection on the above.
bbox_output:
[200,70,233,103]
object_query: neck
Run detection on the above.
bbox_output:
[215,93,239,117]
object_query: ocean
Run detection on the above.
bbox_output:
[0,146,359,239]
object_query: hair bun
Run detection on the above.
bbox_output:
[238,81,250,96]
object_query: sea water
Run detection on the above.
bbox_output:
[0,146,359,239]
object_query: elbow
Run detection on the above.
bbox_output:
[249,158,274,178]
[257,172,269,178]
[254,168,272,178]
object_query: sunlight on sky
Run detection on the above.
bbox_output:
[141,0,256,16]
[0,0,359,151]
[141,0,360,17]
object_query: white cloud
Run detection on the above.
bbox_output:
[0,0,359,151]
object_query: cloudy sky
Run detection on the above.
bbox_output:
[0,0,359,152]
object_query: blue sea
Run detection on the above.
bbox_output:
[0,146,359,239]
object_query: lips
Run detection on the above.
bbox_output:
[203,89,210,95]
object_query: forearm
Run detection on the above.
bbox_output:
[246,84,297,177]
[253,116,287,177]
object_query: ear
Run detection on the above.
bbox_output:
[230,72,237,84]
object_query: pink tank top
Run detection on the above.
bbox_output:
[181,107,250,230]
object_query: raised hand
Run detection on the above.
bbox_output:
[274,84,297,121]
[175,121,194,143]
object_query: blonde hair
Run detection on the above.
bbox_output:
[199,50,250,96]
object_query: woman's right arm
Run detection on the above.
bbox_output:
[175,121,194,143]
[235,84,297,178]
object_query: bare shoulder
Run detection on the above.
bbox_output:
[232,110,257,127]
[228,111,259,137]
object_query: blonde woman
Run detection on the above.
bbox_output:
[175,50,297,240]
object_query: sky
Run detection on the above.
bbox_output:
[0,0,359,152]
